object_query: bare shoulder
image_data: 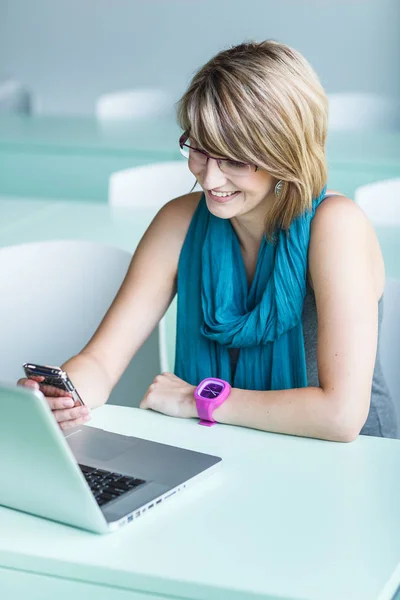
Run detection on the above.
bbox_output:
[310,193,378,253]
[140,191,202,249]
[309,193,385,298]
[312,193,370,233]
[156,191,203,238]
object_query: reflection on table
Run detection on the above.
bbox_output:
[0,114,400,201]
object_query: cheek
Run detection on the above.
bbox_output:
[240,172,273,196]
[188,164,198,177]
[246,182,274,202]
[188,161,206,178]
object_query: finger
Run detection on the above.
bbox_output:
[47,396,76,410]
[52,405,90,423]
[17,377,41,390]
[39,383,72,398]
[59,413,92,431]
[139,397,148,409]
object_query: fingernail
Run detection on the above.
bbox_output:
[62,399,75,408]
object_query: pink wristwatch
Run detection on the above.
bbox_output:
[194,378,231,427]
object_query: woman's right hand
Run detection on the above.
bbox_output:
[17,376,91,430]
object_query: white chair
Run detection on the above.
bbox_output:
[0,241,160,407]
[109,161,199,209]
[0,79,31,114]
[328,93,400,132]
[159,296,177,373]
[354,179,400,225]
[96,88,174,120]
[109,161,200,371]
[380,278,400,430]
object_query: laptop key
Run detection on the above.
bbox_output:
[103,486,124,497]
[79,465,96,474]
[118,476,135,485]
[101,477,115,485]
[101,492,118,501]
[108,481,130,492]
[130,478,146,487]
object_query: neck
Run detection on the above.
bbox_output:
[230,193,274,254]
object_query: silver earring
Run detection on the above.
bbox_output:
[274,180,284,197]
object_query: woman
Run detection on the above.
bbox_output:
[19,40,398,441]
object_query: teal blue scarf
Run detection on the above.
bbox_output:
[175,186,327,391]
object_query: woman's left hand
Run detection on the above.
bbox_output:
[139,372,197,419]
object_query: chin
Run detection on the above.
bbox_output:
[205,199,239,219]
[204,192,242,219]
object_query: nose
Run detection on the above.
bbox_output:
[199,157,229,190]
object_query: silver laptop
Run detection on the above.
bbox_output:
[0,384,221,533]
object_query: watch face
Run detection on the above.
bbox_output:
[199,380,224,399]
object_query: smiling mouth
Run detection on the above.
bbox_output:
[207,189,241,203]
[209,189,240,198]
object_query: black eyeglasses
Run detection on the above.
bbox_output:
[179,133,258,177]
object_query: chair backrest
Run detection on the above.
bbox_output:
[0,79,31,114]
[159,296,177,373]
[0,241,160,407]
[380,278,400,429]
[328,92,400,131]
[109,161,200,209]
[96,88,174,120]
[354,179,400,226]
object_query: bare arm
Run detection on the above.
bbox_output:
[212,197,381,442]
[63,193,201,408]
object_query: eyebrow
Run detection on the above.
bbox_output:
[191,140,236,161]
[187,136,251,165]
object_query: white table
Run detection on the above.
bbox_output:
[1,405,400,600]
[0,196,156,252]
[1,197,400,598]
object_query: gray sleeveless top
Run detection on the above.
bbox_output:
[229,286,397,438]
[302,283,397,438]
[228,194,398,439]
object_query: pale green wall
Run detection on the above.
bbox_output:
[0,0,399,115]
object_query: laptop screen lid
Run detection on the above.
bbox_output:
[0,384,108,533]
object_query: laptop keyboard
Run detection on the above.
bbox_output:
[79,464,146,507]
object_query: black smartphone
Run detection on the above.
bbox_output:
[23,363,85,406]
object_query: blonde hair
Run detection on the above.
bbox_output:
[177,40,328,237]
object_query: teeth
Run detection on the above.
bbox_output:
[210,190,238,198]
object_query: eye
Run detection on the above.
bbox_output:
[225,159,248,169]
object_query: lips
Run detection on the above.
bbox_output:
[207,190,241,203]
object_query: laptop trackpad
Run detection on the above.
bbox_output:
[66,426,138,462]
